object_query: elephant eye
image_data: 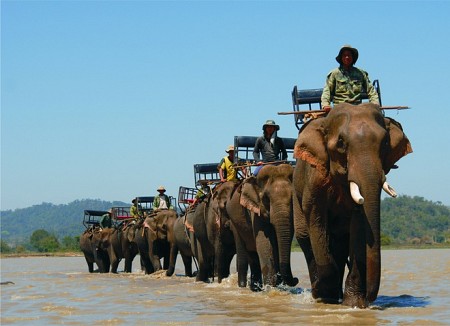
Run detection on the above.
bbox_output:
[336,137,346,152]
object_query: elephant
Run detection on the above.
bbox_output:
[92,223,139,273]
[293,103,412,308]
[225,164,298,290]
[166,209,197,277]
[79,227,110,273]
[136,210,177,274]
[192,184,236,283]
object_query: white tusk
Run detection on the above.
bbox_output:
[383,181,398,198]
[350,182,365,205]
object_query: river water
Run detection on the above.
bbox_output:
[1,249,449,325]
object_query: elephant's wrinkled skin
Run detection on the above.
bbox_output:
[293,103,412,308]
[227,164,298,290]
[79,227,110,273]
[93,223,139,273]
[192,185,236,283]
[137,210,177,274]
[166,209,196,277]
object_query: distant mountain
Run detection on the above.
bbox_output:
[1,196,449,245]
[0,199,129,243]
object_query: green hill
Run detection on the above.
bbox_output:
[1,196,449,246]
[0,199,129,244]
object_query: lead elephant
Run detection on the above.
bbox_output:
[226,164,298,290]
[293,103,412,308]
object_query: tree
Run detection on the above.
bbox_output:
[1,239,12,253]
[30,229,60,252]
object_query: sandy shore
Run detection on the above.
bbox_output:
[1,252,84,259]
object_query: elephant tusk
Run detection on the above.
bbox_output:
[383,181,398,198]
[350,181,364,205]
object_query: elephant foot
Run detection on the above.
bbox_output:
[311,286,341,304]
[166,268,175,277]
[343,293,369,308]
[192,271,198,277]
[284,277,299,287]
[316,297,341,305]
[250,282,264,292]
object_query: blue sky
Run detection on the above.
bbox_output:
[2,1,450,210]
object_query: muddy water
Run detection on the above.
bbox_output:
[1,249,449,325]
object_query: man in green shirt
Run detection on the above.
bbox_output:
[153,186,174,211]
[321,45,379,112]
[100,209,112,228]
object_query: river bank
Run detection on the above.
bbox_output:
[2,243,450,259]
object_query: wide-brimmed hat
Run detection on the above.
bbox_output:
[336,44,359,65]
[262,120,280,131]
[225,145,235,153]
[157,186,166,192]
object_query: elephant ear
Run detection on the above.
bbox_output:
[383,117,413,173]
[214,182,234,210]
[240,177,261,215]
[294,118,328,176]
[126,226,136,242]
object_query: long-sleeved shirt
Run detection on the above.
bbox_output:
[253,136,287,163]
[321,66,379,107]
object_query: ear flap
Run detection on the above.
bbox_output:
[239,177,261,215]
[384,117,413,173]
[214,183,234,210]
[294,118,329,176]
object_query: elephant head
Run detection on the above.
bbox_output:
[293,103,412,307]
[240,164,298,287]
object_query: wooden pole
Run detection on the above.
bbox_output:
[278,106,410,115]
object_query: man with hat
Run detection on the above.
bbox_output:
[152,186,174,211]
[130,198,141,218]
[219,145,238,182]
[253,119,288,175]
[100,208,113,229]
[321,45,379,112]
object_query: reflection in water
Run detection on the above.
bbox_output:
[1,249,449,325]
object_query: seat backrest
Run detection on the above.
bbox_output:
[291,79,381,129]
[194,163,221,186]
[234,135,297,167]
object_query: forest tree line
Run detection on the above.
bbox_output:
[1,195,449,253]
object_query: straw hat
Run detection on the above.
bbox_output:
[157,186,166,192]
[225,145,235,153]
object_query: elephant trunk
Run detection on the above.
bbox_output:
[349,178,381,304]
[348,164,381,305]
[272,207,298,287]
[363,188,381,302]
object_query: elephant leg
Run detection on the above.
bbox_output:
[309,207,341,303]
[253,217,277,286]
[248,251,262,291]
[231,225,249,288]
[195,240,209,282]
[86,260,94,273]
[166,243,178,277]
[111,254,121,274]
[181,253,193,277]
